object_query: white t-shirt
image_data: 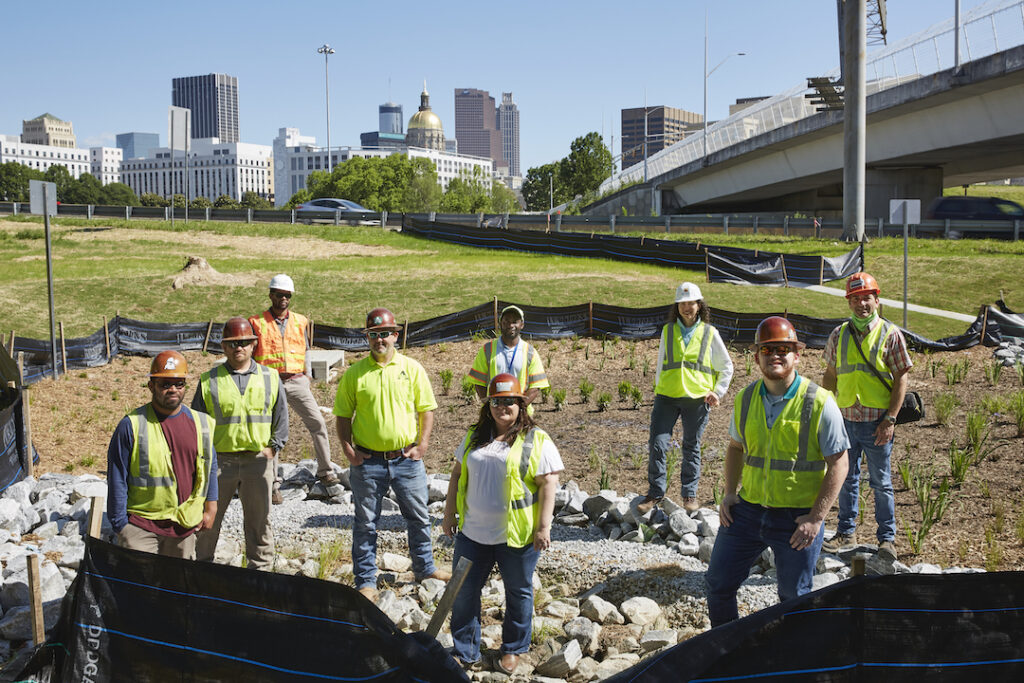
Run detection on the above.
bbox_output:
[495,339,526,378]
[455,433,564,546]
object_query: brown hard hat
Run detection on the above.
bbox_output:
[487,373,524,398]
[364,307,400,331]
[754,316,805,349]
[150,350,188,378]
[222,316,257,342]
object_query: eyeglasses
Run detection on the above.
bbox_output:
[758,344,795,356]
[155,379,186,389]
[224,340,252,349]
[489,397,518,407]
[367,330,394,339]
[270,290,292,298]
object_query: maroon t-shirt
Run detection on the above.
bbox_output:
[129,408,199,538]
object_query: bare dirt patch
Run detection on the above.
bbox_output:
[170,256,257,289]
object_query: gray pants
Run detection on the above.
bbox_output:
[196,453,275,570]
[284,373,333,477]
[119,523,197,559]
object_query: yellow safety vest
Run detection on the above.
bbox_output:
[655,321,717,398]
[250,310,308,374]
[126,405,214,529]
[735,377,830,509]
[199,363,280,453]
[455,427,547,548]
[834,320,895,410]
[468,339,547,415]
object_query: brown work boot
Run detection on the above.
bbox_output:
[682,497,700,512]
[635,496,662,516]
[877,540,897,561]
[271,483,283,505]
[319,472,341,487]
[424,568,452,582]
[823,532,856,553]
[358,586,378,602]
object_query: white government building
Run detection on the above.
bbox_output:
[1,134,92,178]
[120,139,273,202]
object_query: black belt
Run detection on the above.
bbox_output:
[356,443,416,461]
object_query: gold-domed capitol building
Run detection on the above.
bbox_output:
[405,82,445,151]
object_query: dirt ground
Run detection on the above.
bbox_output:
[21,336,1024,570]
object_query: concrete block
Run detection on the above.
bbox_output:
[306,350,345,381]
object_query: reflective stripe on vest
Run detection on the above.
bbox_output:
[250,310,307,374]
[479,340,542,389]
[739,381,823,472]
[201,363,278,452]
[661,321,713,374]
[656,321,716,398]
[834,321,894,410]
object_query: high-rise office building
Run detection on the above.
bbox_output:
[454,88,504,168]
[379,102,403,135]
[116,132,160,160]
[497,93,520,178]
[171,73,239,142]
[620,106,702,170]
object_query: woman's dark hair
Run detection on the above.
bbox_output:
[666,299,710,325]
[468,397,537,450]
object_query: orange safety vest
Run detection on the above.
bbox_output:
[249,310,308,374]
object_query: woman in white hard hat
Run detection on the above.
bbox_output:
[441,374,563,675]
[638,282,734,515]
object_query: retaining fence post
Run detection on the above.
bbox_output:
[477,212,484,228]
[429,211,436,223]
[1015,219,1020,241]
[503,212,509,229]
[723,216,729,235]
[12,203,17,216]
[164,207,170,221]
[425,556,473,638]
[125,206,130,221]
[87,496,105,539]
[381,210,388,229]
[819,256,825,286]
[665,215,671,233]
[704,250,711,282]
[309,319,315,349]
[609,215,615,234]
[402,320,409,350]
[780,255,790,287]
[87,205,93,220]
[944,219,950,239]
[202,320,214,353]
[588,302,593,335]
[877,217,884,238]
[6,330,13,355]
[783,216,789,236]
[291,209,296,224]
[27,554,45,646]
[493,297,499,332]
[555,214,562,232]
[58,322,66,377]
[103,317,110,361]
[981,305,990,343]
[205,207,210,221]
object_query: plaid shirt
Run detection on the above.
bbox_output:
[823,318,913,422]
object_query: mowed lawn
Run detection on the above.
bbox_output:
[2,215,1022,343]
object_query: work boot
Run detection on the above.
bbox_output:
[424,568,452,582]
[682,497,700,512]
[823,532,855,553]
[358,586,378,602]
[271,483,283,505]
[635,496,662,516]
[319,472,344,498]
[877,540,897,561]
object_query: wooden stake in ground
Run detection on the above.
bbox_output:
[425,556,473,638]
[58,321,67,377]
[87,496,105,539]
[103,316,110,361]
[26,553,45,645]
[6,330,13,355]
[202,320,214,353]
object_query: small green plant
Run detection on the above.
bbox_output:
[903,465,952,554]
[992,501,1006,534]
[1014,362,1024,386]
[585,345,589,361]
[539,386,551,405]
[317,533,348,580]
[713,475,724,506]
[965,408,1001,465]
[436,342,449,353]
[665,447,682,487]
[979,394,1006,416]
[63,462,75,472]
[1010,390,1024,436]
[983,360,1003,386]
[984,528,1003,571]
[439,369,453,395]
[897,458,913,490]
[460,376,477,403]
[571,335,583,351]
[553,388,567,411]
[470,329,492,343]
[546,354,553,369]
[744,349,753,376]
[618,381,632,402]
[587,447,600,471]
[630,449,645,469]
[598,355,606,371]
[979,480,991,498]
[642,357,651,377]
[1015,507,1024,544]
[957,540,969,563]
[630,386,644,410]
[934,392,959,426]
[948,441,971,486]
[599,464,610,490]
[944,357,970,385]
[110,389,120,401]
[578,379,595,403]
[596,391,611,411]
[566,359,573,373]
[79,456,96,468]
[928,358,945,379]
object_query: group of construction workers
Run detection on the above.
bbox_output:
[106,268,909,652]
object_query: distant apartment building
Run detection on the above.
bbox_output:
[116,132,160,160]
[21,113,77,148]
[171,73,239,142]
[90,147,123,184]
[729,96,770,116]
[454,88,505,168]
[620,106,703,170]
[497,92,520,178]
[120,138,271,202]
[0,134,90,177]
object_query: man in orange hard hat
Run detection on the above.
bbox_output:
[821,272,912,560]
[706,317,849,626]
[106,350,218,559]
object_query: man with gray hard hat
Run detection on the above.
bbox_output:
[249,274,340,503]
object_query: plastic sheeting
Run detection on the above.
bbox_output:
[0,391,37,494]
[11,537,467,683]
[605,572,1024,683]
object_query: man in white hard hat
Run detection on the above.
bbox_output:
[249,274,340,503]
[467,304,549,411]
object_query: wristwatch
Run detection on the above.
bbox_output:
[885,414,897,425]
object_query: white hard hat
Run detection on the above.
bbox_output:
[269,274,295,293]
[674,282,703,303]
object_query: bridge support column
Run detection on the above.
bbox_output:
[865,167,943,220]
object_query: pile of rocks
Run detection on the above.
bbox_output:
[992,337,1024,368]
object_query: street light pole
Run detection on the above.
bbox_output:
[702,12,745,161]
[317,44,335,173]
[549,172,553,211]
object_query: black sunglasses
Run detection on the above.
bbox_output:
[489,397,518,407]
[155,379,186,389]
[224,339,253,349]
[270,290,292,298]
[367,330,395,339]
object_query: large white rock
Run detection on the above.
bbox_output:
[698,537,716,563]
[1,481,33,506]
[676,533,701,556]
[70,478,108,504]
[426,477,448,503]
[563,616,601,655]
[641,629,678,652]
[535,638,582,678]
[542,599,580,621]
[379,552,412,572]
[580,594,624,625]
[0,500,24,533]
[595,653,641,679]
[582,491,617,520]
[668,510,699,537]
[1,561,64,610]
[619,596,661,626]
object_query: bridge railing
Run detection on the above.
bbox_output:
[601,0,1024,194]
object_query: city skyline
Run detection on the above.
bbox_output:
[1,0,993,175]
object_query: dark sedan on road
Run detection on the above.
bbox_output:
[294,198,372,223]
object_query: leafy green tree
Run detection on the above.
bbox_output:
[63,173,102,205]
[172,194,187,208]
[440,167,490,213]
[0,162,44,201]
[283,189,310,210]
[490,180,520,214]
[213,194,240,209]
[400,158,441,212]
[100,182,140,206]
[240,191,272,209]
[140,193,170,207]
[522,162,564,212]
[189,196,212,210]
[43,165,74,201]
[560,132,613,200]
[309,155,416,211]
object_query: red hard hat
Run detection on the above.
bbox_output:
[754,316,805,349]
[487,373,524,398]
[364,307,400,331]
[845,272,880,298]
[150,350,188,378]
[221,316,257,342]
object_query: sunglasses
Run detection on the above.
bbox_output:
[155,379,186,389]
[489,397,518,407]
[367,330,395,339]
[758,344,796,356]
[224,339,253,349]
[270,290,292,298]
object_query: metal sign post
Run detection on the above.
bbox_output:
[889,199,921,330]
[30,180,59,379]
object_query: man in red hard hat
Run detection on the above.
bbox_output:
[333,307,450,602]
[193,318,288,570]
[821,272,912,560]
[106,350,219,559]
[706,317,849,626]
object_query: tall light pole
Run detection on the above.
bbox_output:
[549,171,553,211]
[703,12,745,161]
[317,44,335,173]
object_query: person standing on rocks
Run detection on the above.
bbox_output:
[442,374,563,675]
[106,350,218,559]
[637,282,734,515]
[333,307,450,601]
[821,272,911,560]
[193,318,288,570]
[705,317,849,627]
[249,274,339,504]
[466,305,549,411]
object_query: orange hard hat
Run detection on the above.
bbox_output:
[845,272,880,298]
[754,316,805,349]
[221,316,257,342]
[150,350,188,378]
[364,307,400,331]
[487,373,524,398]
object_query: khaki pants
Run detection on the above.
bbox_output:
[119,523,197,559]
[196,453,275,570]
[284,373,333,477]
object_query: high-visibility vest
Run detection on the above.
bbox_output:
[249,310,307,374]
[655,321,717,398]
[734,377,830,509]
[455,427,548,548]
[125,405,214,529]
[199,363,280,453]
[834,320,895,410]
[468,340,547,414]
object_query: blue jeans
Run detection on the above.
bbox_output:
[705,498,823,627]
[349,455,437,589]
[836,417,896,542]
[450,533,539,663]
[648,394,710,498]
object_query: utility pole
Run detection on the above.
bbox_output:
[842,0,867,241]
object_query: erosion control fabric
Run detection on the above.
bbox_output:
[13,537,467,682]
[605,572,1024,683]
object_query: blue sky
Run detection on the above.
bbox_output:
[2,0,991,173]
